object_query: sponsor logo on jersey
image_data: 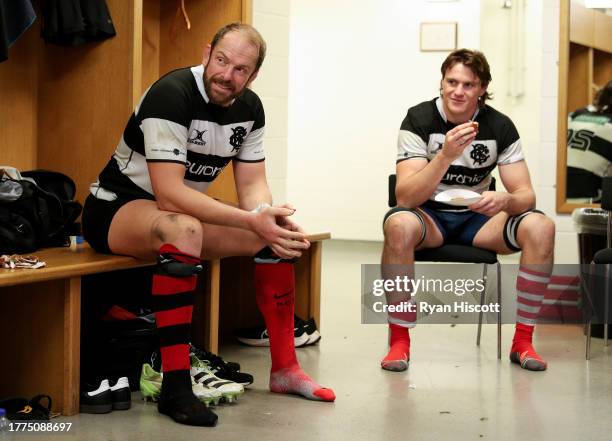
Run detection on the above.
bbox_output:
[229,126,247,151]
[188,129,207,146]
[441,164,495,187]
[186,160,224,178]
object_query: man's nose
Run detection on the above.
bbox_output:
[220,66,233,81]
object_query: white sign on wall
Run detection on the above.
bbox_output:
[420,22,458,51]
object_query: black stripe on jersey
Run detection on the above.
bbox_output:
[567,166,600,198]
[136,68,194,127]
[569,132,612,162]
[98,158,155,200]
[399,100,441,145]
[185,151,232,182]
[123,114,146,156]
[441,163,497,187]
[147,159,186,165]
[236,88,265,131]
[397,155,428,164]
[402,98,520,155]
[234,157,265,163]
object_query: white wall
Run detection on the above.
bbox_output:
[287,0,482,240]
[538,0,579,264]
[257,0,579,263]
[251,0,291,204]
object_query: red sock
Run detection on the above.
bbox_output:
[255,259,335,402]
[510,324,547,371]
[510,266,549,371]
[152,244,199,374]
[381,324,410,371]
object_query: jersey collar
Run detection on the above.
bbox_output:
[435,96,480,124]
[191,64,210,103]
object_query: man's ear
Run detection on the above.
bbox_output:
[202,44,212,65]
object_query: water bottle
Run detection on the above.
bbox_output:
[0,408,9,435]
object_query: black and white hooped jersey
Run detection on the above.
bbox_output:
[566,105,612,198]
[396,97,524,211]
[91,64,265,201]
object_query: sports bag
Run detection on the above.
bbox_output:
[0,167,82,254]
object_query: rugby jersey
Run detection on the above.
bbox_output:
[396,97,524,210]
[90,64,265,201]
[566,105,612,199]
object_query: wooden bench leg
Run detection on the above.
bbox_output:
[309,241,323,330]
[206,259,221,354]
[62,277,81,416]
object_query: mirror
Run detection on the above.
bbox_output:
[556,0,612,213]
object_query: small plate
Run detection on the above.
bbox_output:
[435,189,483,206]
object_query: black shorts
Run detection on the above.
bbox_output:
[82,194,140,254]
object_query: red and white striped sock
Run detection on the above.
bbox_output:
[510,266,551,371]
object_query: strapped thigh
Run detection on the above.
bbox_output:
[503,209,544,251]
[383,207,427,247]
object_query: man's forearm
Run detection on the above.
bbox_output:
[505,189,536,215]
[396,154,453,207]
[237,181,273,211]
[157,183,256,230]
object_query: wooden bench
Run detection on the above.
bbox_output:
[0,232,330,416]
[0,246,153,416]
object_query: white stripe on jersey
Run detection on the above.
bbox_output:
[397,130,427,160]
[568,148,612,177]
[115,137,155,194]
[498,139,523,165]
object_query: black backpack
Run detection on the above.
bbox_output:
[0,170,83,254]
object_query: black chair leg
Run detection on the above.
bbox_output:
[477,264,487,346]
[497,262,502,360]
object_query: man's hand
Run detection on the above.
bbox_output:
[249,206,309,259]
[275,203,311,248]
[441,122,478,161]
[468,191,511,217]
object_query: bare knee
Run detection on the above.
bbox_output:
[519,214,555,255]
[152,213,203,254]
[383,214,422,256]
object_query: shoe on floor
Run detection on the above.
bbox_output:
[235,323,309,348]
[295,315,321,345]
[110,377,131,410]
[139,363,222,406]
[80,379,112,414]
[190,356,244,404]
[189,344,253,386]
